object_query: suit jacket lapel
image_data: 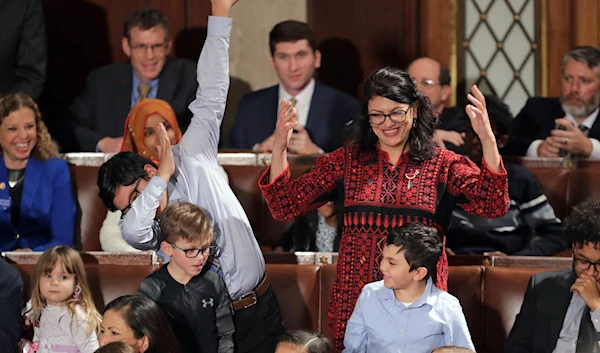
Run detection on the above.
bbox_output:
[157,57,176,102]
[589,112,600,138]
[266,86,279,127]
[20,157,43,217]
[114,64,134,134]
[305,82,329,144]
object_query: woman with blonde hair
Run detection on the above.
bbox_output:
[0,93,76,251]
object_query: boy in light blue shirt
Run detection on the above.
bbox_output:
[343,223,475,353]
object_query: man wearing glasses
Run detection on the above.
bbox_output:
[97,1,284,352]
[407,57,466,154]
[505,198,600,353]
[63,8,197,153]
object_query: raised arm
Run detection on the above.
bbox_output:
[178,0,237,163]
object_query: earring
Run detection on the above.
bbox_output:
[73,285,82,299]
[413,120,418,128]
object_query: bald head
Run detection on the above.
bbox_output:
[408,57,451,114]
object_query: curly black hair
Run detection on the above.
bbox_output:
[345,67,437,163]
[565,198,600,247]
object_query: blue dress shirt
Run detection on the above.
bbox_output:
[343,278,475,353]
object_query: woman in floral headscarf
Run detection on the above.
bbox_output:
[100,99,182,251]
[120,99,183,166]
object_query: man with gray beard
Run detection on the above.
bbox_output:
[502,46,600,158]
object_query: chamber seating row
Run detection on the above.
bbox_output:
[5,252,571,353]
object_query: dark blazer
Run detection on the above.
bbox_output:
[0,156,76,251]
[504,269,576,353]
[0,258,23,351]
[502,97,600,156]
[228,82,359,152]
[66,57,197,152]
[0,0,46,100]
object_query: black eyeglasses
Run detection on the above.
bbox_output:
[368,108,410,126]
[573,255,600,272]
[121,178,142,218]
[169,242,221,258]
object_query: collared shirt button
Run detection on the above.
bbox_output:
[595,319,599,323]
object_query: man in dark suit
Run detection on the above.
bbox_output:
[503,46,600,158]
[0,0,46,100]
[407,57,466,155]
[65,8,197,152]
[0,258,23,352]
[228,20,358,154]
[505,198,600,353]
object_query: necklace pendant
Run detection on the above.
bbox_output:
[407,181,412,190]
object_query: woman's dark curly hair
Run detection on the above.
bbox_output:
[565,198,600,248]
[346,66,438,163]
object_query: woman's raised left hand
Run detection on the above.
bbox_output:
[465,85,495,143]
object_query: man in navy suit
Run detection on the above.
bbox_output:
[63,9,197,153]
[503,46,600,158]
[228,20,358,154]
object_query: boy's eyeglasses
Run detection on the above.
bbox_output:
[169,242,221,258]
[573,255,600,272]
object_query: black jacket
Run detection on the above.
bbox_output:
[0,258,24,352]
[139,266,234,353]
[504,269,576,353]
[0,0,46,100]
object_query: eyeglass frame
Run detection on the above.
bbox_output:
[168,242,221,259]
[367,108,411,126]
[120,178,143,219]
[573,254,600,272]
[129,42,169,54]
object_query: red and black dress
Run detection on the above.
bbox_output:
[259,146,509,351]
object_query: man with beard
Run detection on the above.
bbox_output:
[502,46,600,158]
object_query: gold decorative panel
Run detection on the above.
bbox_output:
[461,0,539,115]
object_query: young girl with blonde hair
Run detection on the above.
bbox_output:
[24,246,102,353]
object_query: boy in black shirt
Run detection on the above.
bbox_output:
[139,202,234,353]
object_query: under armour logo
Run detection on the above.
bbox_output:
[202,298,214,308]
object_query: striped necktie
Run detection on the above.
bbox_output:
[138,83,151,102]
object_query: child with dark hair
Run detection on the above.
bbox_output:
[446,95,567,256]
[343,223,474,353]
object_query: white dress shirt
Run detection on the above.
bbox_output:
[118,16,264,298]
[278,78,315,127]
[526,108,600,158]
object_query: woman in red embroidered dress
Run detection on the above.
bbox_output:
[259,67,509,351]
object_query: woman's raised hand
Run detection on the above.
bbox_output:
[466,85,495,143]
[272,99,298,153]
